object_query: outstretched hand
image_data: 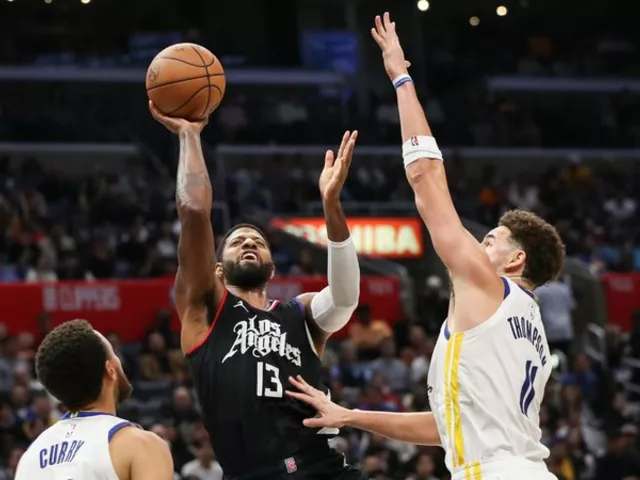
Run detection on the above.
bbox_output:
[371,12,411,80]
[286,375,350,429]
[318,130,358,203]
[149,101,209,135]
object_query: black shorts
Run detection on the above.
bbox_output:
[223,450,370,480]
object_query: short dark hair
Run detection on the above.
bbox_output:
[499,209,565,288]
[35,319,108,411]
[216,223,269,258]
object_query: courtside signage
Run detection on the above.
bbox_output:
[270,217,423,258]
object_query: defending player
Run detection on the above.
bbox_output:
[15,320,173,480]
[149,103,368,479]
[285,12,565,480]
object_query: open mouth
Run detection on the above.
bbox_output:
[240,252,258,262]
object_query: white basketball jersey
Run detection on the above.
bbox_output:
[15,411,134,480]
[427,278,553,478]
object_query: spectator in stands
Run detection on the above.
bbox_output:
[0,446,24,480]
[594,424,640,480]
[24,253,57,283]
[329,340,371,403]
[0,257,20,283]
[180,440,223,480]
[164,387,200,445]
[537,278,576,357]
[288,248,319,276]
[138,331,183,382]
[370,338,410,393]
[349,304,392,359]
[561,354,599,401]
[406,451,439,480]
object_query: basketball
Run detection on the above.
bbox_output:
[145,43,226,121]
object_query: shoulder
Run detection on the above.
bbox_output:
[110,426,171,468]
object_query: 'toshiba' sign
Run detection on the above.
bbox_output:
[270,217,423,258]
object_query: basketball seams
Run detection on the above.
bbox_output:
[146,43,224,121]
[166,84,210,116]
[158,55,215,68]
[190,45,212,120]
[147,74,210,91]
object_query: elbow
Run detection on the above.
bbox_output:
[405,159,438,187]
[177,201,210,220]
[333,296,359,311]
[329,279,360,310]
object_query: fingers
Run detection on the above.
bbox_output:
[337,131,350,160]
[383,12,393,30]
[285,390,319,408]
[371,27,384,46]
[324,149,335,168]
[342,131,358,168]
[149,101,163,121]
[289,375,319,396]
[302,417,327,428]
[374,15,385,35]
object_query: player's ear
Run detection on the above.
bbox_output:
[215,262,224,280]
[104,360,117,382]
[510,249,526,271]
[269,263,276,281]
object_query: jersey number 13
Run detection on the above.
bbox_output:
[256,361,283,398]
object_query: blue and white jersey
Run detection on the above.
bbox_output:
[427,277,553,478]
[15,411,134,480]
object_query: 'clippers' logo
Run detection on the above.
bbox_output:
[284,457,297,473]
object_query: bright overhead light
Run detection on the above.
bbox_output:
[496,5,508,16]
[417,0,430,12]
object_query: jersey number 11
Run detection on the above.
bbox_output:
[256,361,283,398]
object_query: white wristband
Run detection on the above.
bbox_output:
[402,135,443,168]
[392,74,413,90]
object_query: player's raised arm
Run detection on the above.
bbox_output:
[371,13,502,297]
[149,102,224,353]
[286,375,440,446]
[297,131,361,353]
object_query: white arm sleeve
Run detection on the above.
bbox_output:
[309,237,360,333]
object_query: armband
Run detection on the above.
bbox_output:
[402,135,443,168]
[392,74,413,90]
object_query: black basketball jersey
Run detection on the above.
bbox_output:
[185,290,334,475]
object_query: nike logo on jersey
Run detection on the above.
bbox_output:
[222,315,302,366]
[234,301,249,313]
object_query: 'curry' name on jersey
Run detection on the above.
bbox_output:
[38,440,85,469]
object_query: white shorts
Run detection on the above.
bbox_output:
[451,457,557,480]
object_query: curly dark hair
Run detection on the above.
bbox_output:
[499,209,565,288]
[35,319,108,411]
[216,223,269,259]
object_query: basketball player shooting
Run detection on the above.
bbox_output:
[15,320,174,480]
[149,103,370,480]
[285,12,565,480]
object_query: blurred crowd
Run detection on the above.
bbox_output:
[0,298,638,480]
[2,81,640,149]
[1,148,640,286]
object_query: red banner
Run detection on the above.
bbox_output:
[0,276,400,341]
[270,217,423,258]
[601,273,639,332]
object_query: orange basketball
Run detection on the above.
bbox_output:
[145,43,226,121]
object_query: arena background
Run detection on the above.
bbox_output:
[0,0,639,478]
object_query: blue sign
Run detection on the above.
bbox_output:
[301,31,359,75]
